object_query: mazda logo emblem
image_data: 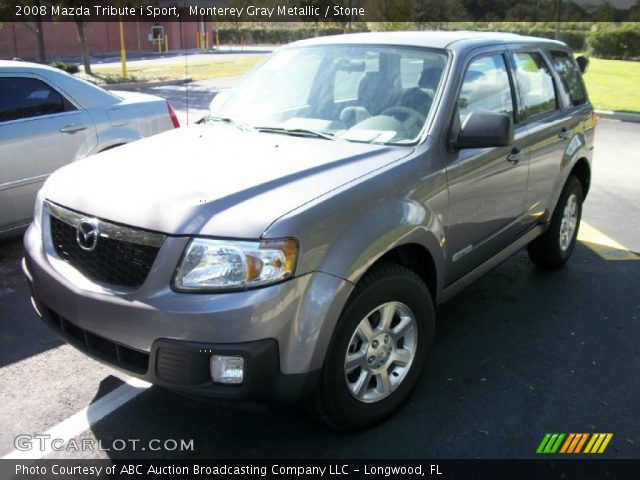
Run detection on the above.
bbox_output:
[76,218,100,252]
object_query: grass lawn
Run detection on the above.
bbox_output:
[88,55,264,83]
[583,57,640,113]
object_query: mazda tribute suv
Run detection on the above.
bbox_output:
[23,31,594,430]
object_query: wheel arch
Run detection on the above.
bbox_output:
[570,157,591,199]
[367,243,438,302]
[98,142,126,153]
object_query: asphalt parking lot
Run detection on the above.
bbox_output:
[0,103,638,458]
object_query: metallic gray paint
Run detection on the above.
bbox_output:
[24,223,353,374]
[42,124,412,240]
[23,32,594,393]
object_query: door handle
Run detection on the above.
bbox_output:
[558,127,570,140]
[507,148,523,165]
[59,124,87,134]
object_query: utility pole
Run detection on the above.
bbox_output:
[119,17,127,79]
[555,0,563,40]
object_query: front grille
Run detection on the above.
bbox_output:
[48,202,165,288]
[156,346,209,385]
[43,305,149,374]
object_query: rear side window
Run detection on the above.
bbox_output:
[458,54,514,125]
[550,51,587,106]
[0,77,76,122]
[513,52,558,118]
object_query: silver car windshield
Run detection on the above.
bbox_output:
[211,44,448,145]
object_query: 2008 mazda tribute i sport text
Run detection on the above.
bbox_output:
[23,31,594,430]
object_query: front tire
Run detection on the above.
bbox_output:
[309,264,435,431]
[528,175,583,270]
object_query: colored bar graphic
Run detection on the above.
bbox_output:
[598,434,613,453]
[538,433,566,453]
[590,434,606,453]
[538,433,613,454]
[575,433,589,453]
[584,434,599,453]
[536,433,552,454]
[560,434,575,454]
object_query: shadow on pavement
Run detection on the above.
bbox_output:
[88,244,640,459]
[0,237,63,368]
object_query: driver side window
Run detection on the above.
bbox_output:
[458,55,514,126]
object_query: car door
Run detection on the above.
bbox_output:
[508,49,575,221]
[0,74,97,233]
[444,52,530,284]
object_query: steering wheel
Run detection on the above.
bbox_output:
[380,106,426,135]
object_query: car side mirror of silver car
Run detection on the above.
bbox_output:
[453,111,514,150]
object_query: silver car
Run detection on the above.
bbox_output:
[23,32,594,430]
[0,60,180,238]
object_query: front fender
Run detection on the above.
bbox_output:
[316,199,445,292]
[291,200,445,372]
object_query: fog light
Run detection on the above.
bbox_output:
[210,355,244,385]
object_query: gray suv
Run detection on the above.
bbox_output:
[23,31,594,430]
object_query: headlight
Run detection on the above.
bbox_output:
[33,190,45,233]
[174,238,298,291]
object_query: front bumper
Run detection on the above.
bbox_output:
[28,292,318,403]
[23,223,353,403]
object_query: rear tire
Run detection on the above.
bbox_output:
[528,175,583,270]
[309,263,435,431]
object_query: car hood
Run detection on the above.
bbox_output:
[42,124,412,238]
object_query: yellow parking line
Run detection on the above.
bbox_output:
[578,222,640,261]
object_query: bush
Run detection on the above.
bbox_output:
[441,23,588,51]
[51,61,79,74]
[212,24,366,45]
[522,29,587,51]
[588,25,640,59]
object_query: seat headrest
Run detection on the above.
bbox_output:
[419,67,443,90]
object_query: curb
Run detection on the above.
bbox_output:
[595,110,640,123]
[103,77,192,91]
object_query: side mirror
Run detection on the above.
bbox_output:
[453,111,513,150]
[576,56,589,74]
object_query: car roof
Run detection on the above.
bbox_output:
[290,31,567,52]
[0,59,71,73]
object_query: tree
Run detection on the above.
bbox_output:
[10,0,47,61]
[594,2,616,21]
[23,19,47,62]
[365,0,415,22]
[54,0,92,74]
[627,0,640,21]
[300,0,351,35]
[74,17,92,74]
[415,0,469,27]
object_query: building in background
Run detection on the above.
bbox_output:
[0,21,215,61]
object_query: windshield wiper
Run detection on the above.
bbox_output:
[198,115,252,131]
[255,126,335,140]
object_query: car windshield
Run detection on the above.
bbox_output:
[209,44,448,145]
